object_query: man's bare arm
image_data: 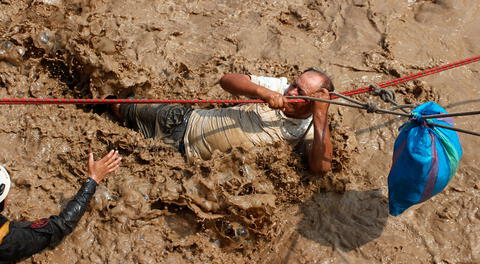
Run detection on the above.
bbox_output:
[220,73,259,97]
[219,73,288,110]
[308,89,333,174]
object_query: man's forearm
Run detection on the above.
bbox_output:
[219,73,269,98]
[51,177,98,240]
[308,111,333,174]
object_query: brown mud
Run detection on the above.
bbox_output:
[0,0,479,263]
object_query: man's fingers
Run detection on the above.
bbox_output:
[268,95,286,109]
[105,158,122,168]
[105,150,119,164]
[101,150,117,165]
[315,88,331,99]
[276,97,284,108]
[88,153,94,169]
[107,157,122,169]
[99,150,115,163]
[268,100,277,109]
[107,164,120,173]
[276,98,287,109]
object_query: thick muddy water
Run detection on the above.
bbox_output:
[1,0,479,263]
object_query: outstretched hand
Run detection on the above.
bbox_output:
[88,150,122,183]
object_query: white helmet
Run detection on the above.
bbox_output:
[0,165,10,204]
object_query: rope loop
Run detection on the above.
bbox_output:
[370,84,396,103]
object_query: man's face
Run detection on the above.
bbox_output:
[283,72,325,117]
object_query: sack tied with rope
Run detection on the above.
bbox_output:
[388,102,463,216]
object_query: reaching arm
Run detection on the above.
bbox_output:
[307,89,333,174]
[219,73,262,97]
[219,73,289,110]
[0,150,121,262]
[0,178,98,262]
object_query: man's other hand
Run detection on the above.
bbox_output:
[88,150,122,183]
[311,88,330,112]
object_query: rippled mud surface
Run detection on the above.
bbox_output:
[1,0,479,263]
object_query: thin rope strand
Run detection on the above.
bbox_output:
[429,123,480,137]
[334,55,480,98]
[422,110,480,119]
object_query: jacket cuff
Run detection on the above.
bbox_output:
[84,178,98,193]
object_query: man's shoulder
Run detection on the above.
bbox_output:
[250,75,289,94]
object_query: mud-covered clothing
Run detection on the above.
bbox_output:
[120,104,193,153]
[183,75,312,160]
[120,75,312,160]
[0,178,97,263]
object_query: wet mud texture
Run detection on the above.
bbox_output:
[1,0,480,263]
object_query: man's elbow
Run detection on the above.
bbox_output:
[219,74,232,88]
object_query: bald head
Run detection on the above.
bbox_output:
[297,70,335,95]
[302,69,334,91]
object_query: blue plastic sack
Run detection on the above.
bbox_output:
[388,102,462,216]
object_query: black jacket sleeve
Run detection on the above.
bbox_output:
[0,178,97,263]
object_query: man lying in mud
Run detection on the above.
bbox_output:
[113,69,333,174]
[0,150,121,263]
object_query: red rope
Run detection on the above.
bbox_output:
[1,55,478,105]
[0,98,305,105]
[335,55,480,98]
